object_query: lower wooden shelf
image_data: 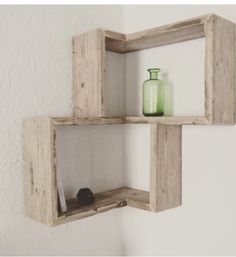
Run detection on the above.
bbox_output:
[55,187,150,226]
[23,117,182,226]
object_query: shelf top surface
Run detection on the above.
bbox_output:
[125,116,209,125]
[55,187,149,225]
[25,116,209,126]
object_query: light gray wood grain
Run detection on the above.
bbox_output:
[150,125,182,212]
[126,188,150,211]
[104,29,126,53]
[125,116,209,125]
[52,116,125,126]
[205,15,235,124]
[55,187,150,226]
[23,118,57,225]
[52,116,209,126]
[105,14,210,53]
[73,29,106,117]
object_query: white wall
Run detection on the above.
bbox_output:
[1,5,236,256]
[0,6,125,255]
[122,5,236,256]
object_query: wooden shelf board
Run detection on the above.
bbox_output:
[125,116,210,125]
[126,188,150,211]
[52,117,125,126]
[26,116,211,126]
[105,14,211,53]
[55,187,150,225]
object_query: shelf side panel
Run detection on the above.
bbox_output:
[73,29,106,117]
[23,118,57,225]
[150,125,182,212]
[205,15,236,124]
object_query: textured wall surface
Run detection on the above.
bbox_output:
[0,6,124,255]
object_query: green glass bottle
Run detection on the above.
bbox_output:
[143,68,164,116]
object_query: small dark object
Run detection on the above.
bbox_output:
[76,188,95,205]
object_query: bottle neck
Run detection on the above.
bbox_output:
[149,71,158,80]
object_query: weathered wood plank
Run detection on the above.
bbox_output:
[28,116,210,126]
[54,187,150,225]
[104,30,126,53]
[150,125,182,212]
[58,188,126,217]
[125,116,209,125]
[104,14,210,53]
[103,30,126,41]
[52,116,125,126]
[73,29,106,117]
[126,188,150,211]
[205,15,235,124]
[23,118,57,225]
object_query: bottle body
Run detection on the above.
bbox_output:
[143,68,164,116]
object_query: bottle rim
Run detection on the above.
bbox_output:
[148,68,161,72]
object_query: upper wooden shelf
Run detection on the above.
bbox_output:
[41,116,210,126]
[73,14,236,124]
[104,14,210,53]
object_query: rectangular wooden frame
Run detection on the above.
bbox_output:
[73,14,235,124]
[23,117,182,225]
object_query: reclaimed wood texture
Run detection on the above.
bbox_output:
[105,14,210,53]
[73,29,106,118]
[103,30,126,53]
[23,118,57,225]
[150,125,182,212]
[52,116,125,126]
[126,188,150,211]
[125,116,209,125]
[205,15,236,124]
[55,187,150,225]
[52,116,209,126]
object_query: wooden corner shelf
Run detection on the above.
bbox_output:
[24,13,236,226]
